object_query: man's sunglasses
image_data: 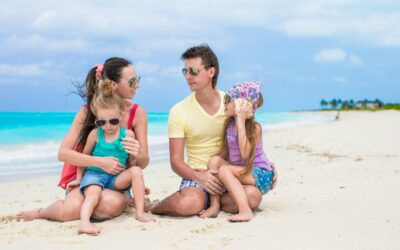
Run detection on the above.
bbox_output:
[95,118,120,127]
[128,76,141,88]
[181,67,204,76]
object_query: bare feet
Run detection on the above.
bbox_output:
[199,206,220,219]
[129,197,159,213]
[16,208,42,221]
[78,221,101,235]
[136,214,156,222]
[227,211,254,222]
[145,199,160,213]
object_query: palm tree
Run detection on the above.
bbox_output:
[329,99,338,109]
[342,101,349,110]
[320,99,328,109]
[337,98,342,109]
[374,98,384,108]
[349,99,355,109]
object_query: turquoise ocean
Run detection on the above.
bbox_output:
[0,112,334,182]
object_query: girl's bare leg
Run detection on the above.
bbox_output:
[218,165,256,222]
[78,185,102,235]
[114,167,155,222]
[199,156,227,218]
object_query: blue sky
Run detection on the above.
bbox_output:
[0,0,399,112]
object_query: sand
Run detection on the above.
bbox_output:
[1,111,399,250]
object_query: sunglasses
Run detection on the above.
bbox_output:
[181,67,204,76]
[128,76,141,88]
[95,118,120,127]
[223,94,232,104]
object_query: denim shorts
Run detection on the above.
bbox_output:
[251,167,274,195]
[80,169,129,194]
[179,179,210,209]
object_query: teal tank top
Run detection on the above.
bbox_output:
[87,127,128,173]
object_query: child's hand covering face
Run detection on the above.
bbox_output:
[234,98,254,119]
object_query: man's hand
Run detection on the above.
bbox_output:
[195,170,225,195]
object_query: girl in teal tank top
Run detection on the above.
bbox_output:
[87,127,128,172]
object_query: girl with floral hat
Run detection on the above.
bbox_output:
[199,81,275,222]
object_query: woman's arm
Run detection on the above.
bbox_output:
[58,107,124,175]
[127,106,149,168]
[125,129,137,167]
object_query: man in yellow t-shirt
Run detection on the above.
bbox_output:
[152,44,269,217]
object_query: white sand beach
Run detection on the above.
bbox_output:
[1,111,399,250]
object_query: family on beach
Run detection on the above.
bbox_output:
[16,44,277,235]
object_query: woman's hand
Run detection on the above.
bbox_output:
[234,98,253,120]
[122,134,140,159]
[96,156,125,175]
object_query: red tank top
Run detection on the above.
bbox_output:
[57,104,139,189]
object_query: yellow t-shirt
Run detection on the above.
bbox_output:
[168,90,226,170]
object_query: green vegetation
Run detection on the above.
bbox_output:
[319,98,400,111]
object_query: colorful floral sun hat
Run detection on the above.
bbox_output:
[226,81,262,111]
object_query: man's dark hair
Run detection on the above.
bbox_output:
[181,44,219,88]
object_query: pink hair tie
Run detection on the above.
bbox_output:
[95,64,104,80]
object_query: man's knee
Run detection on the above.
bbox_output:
[175,191,205,216]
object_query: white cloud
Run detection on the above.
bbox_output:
[314,48,364,66]
[0,63,47,77]
[160,66,182,77]
[0,35,87,54]
[314,48,347,63]
[1,0,399,50]
[134,62,160,75]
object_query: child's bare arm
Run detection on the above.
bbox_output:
[234,99,253,159]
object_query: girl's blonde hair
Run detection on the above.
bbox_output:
[216,94,263,175]
[90,79,124,116]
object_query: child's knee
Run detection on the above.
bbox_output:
[128,166,143,177]
[218,164,231,179]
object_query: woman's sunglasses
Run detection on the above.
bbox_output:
[95,118,120,127]
[128,76,141,88]
[223,94,232,104]
[181,67,203,76]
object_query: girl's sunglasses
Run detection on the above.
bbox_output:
[128,76,141,88]
[223,94,232,104]
[95,118,120,127]
[181,67,203,76]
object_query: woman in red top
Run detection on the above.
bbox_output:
[16,57,149,222]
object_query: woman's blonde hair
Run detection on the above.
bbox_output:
[216,94,263,175]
